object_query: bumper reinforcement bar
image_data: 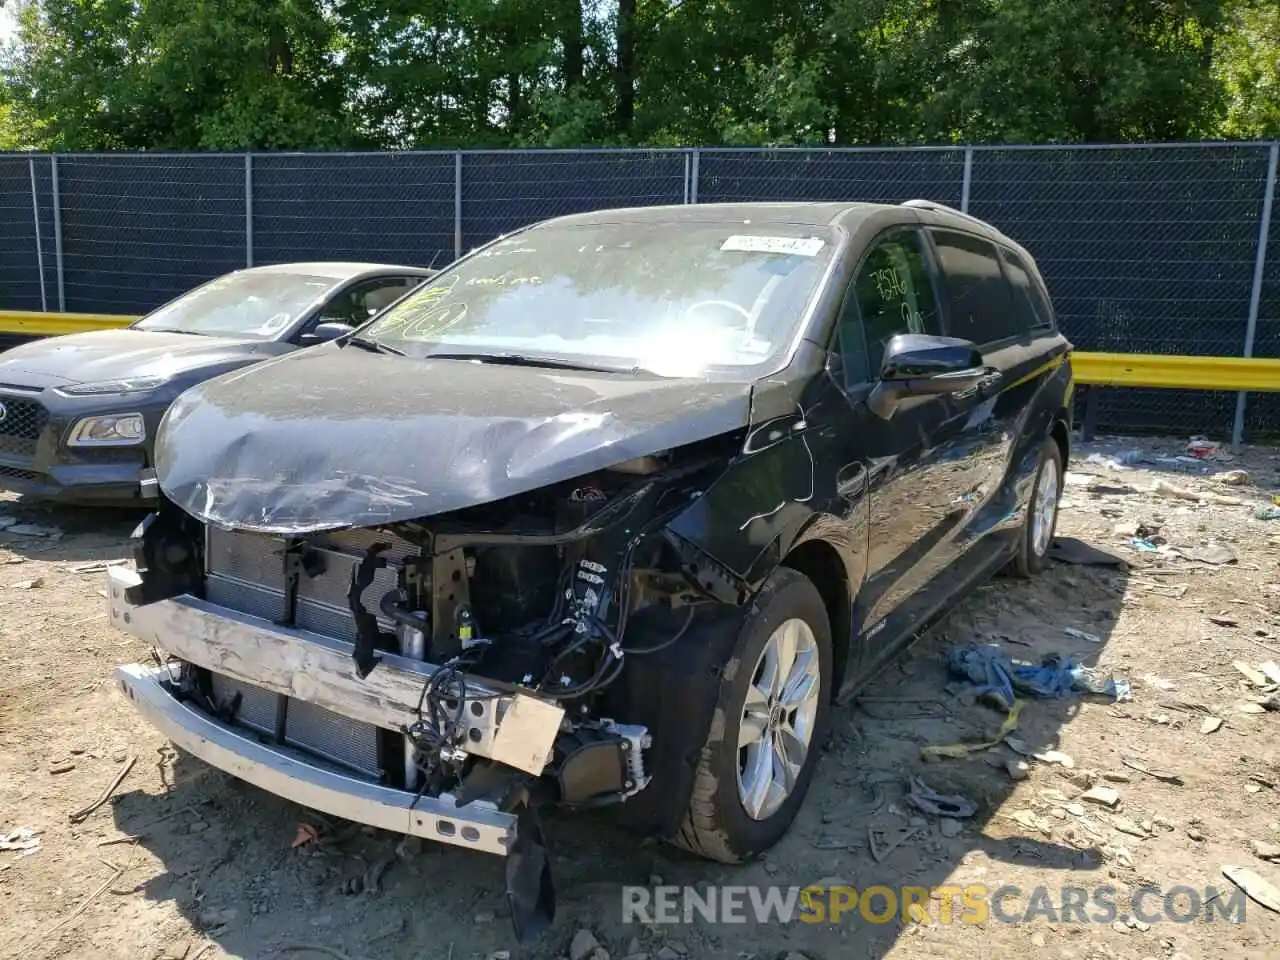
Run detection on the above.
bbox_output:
[115,663,518,856]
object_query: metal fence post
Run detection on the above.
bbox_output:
[683,152,690,204]
[28,157,47,312]
[50,155,65,312]
[244,154,254,267]
[960,148,973,213]
[689,149,700,204]
[1231,140,1278,451]
[454,152,463,260]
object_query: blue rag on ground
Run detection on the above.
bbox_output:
[946,643,1080,711]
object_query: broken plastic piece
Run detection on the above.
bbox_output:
[905,778,977,818]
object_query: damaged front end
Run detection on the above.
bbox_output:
[111,437,754,940]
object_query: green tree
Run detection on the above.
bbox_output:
[5,0,352,150]
[3,0,1279,150]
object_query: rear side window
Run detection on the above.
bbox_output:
[1000,246,1055,330]
[929,229,1020,344]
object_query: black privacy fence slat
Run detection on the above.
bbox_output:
[1,144,1278,437]
[696,148,966,205]
[253,153,455,269]
[460,150,687,252]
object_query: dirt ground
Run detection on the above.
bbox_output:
[3,434,1280,960]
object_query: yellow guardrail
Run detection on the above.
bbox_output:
[2,313,1278,396]
[1071,351,1280,393]
[0,310,137,336]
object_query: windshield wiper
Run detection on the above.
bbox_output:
[425,352,639,374]
[346,335,407,357]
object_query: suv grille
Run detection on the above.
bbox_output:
[0,397,48,457]
[0,465,40,483]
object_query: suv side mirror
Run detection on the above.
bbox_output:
[869,334,990,419]
[301,321,356,345]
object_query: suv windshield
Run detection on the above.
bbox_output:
[360,221,838,378]
[134,271,337,340]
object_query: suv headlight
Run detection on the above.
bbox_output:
[67,413,146,446]
[57,376,168,396]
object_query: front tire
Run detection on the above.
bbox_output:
[1009,437,1064,578]
[672,567,833,864]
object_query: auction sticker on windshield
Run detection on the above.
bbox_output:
[720,235,826,257]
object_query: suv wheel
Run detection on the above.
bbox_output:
[672,567,832,863]
[1009,437,1064,578]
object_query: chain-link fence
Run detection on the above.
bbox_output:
[1,143,1278,438]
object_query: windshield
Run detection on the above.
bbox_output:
[134,271,337,339]
[359,221,838,378]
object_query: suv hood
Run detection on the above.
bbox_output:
[154,345,755,534]
[0,329,272,387]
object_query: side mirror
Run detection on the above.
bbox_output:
[869,334,990,419]
[301,321,356,345]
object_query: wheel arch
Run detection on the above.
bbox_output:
[779,535,852,702]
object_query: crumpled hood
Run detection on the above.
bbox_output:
[155,344,755,533]
[0,329,272,387]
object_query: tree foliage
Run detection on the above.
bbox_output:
[2,0,1278,150]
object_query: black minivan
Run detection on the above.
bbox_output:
[114,200,1072,936]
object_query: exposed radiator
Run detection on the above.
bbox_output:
[207,672,384,779]
[203,526,421,642]
[200,526,424,781]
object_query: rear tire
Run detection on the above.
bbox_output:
[1008,437,1063,578]
[671,567,832,864]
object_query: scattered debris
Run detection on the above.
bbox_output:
[1087,450,1143,469]
[1080,785,1121,807]
[1109,815,1150,838]
[938,817,963,839]
[1186,438,1223,460]
[1184,543,1237,565]
[1120,757,1183,785]
[1200,716,1224,734]
[1006,759,1031,781]
[905,778,977,818]
[1211,469,1251,485]
[0,828,40,854]
[362,856,394,896]
[1259,662,1280,685]
[49,760,76,775]
[71,560,128,575]
[1210,615,1240,628]
[67,754,137,823]
[11,577,43,590]
[569,928,604,960]
[292,823,322,849]
[38,862,125,940]
[868,823,925,862]
[1150,478,1243,506]
[1008,810,1053,835]
[1234,661,1269,686]
[947,643,1130,712]
[1064,627,1101,644]
[1251,840,1280,862]
[1032,749,1075,768]
[1222,864,1280,914]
